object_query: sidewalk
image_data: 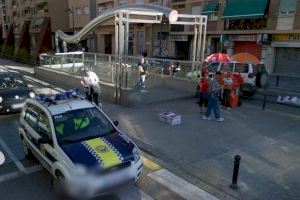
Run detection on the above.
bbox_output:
[102,98,300,200]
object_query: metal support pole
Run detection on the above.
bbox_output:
[72,59,75,74]
[201,17,207,62]
[196,20,203,62]
[230,155,241,189]
[263,95,267,110]
[61,56,63,69]
[276,76,279,87]
[55,33,60,53]
[63,41,67,53]
[49,57,52,69]
[118,12,125,104]
[94,54,97,69]
[114,13,119,104]
[124,12,129,89]
[192,25,198,71]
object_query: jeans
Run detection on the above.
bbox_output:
[205,94,221,119]
[139,75,146,89]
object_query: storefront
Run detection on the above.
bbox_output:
[272,34,300,75]
[225,35,263,60]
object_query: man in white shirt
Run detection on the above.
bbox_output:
[81,68,101,106]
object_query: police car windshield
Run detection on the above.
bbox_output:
[53,107,115,144]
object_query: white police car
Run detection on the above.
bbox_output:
[19,90,143,197]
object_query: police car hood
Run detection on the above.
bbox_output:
[60,132,135,168]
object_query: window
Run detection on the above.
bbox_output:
[24,104,38,130]
[279,0,296,15]
[221,63,234,72]
[76,7,82,16]
[234,63,249,73]
[53,108,115,145]
[37,110,51,138]
[83,6,89,15]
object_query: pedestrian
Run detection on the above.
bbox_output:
[222,72,233,110]
[203,71,224,122]
[138,57,148,90]
[198,72,210,114]
[216,71,224,102]
[80,68,101,106]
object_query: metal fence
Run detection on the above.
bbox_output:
[39,52,203,89]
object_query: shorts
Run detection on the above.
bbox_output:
[198,92,209,107]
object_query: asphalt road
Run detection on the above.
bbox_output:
[0,71,219,200]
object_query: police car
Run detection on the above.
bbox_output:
[19,90,143,197]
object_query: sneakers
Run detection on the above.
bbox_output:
[202,115,212,120]
[216,117,224,122]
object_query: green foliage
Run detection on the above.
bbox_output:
[16,48,32,61]
[0,45,15,58]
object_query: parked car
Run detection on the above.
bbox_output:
[206,62,268,95]
[0,71,35,113]
[19,92,142,198]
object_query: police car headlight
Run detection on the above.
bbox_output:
[133,147,140,163]
[0,96,2,103]
[29,92,35,98]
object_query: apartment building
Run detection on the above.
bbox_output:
[0,0,69,56]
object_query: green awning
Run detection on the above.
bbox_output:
[202,2,219,14]
[223,0,269,19]
[279,0,296,13]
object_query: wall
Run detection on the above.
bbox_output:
[48,0,69,32]
[67,0,90,30]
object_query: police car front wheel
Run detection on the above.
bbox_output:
[22,139,33,160]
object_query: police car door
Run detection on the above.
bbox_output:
[36,108,56,172]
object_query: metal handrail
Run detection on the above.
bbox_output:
[56,4,177,43]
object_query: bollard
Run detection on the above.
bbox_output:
[230,155,241,189]
[262,95,267,110]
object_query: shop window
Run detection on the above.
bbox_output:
[279,0,296,16]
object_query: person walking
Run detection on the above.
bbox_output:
[80,68,101,106]
[198,72,210,114]
[203,72,224,122]
[222,72,233,110]
[138,57,148,90]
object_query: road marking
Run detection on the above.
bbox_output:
[0,171,22,183]
[0,164,43,183]
[148,169,220,200]
[141,156,161,171]
[0,137,27,174]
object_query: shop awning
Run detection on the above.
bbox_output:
[202,2,219,14]
[223,0,269,19]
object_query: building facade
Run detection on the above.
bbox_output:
[0,0,69,54]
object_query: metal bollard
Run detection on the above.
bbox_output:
[230,155,241,189]
[262,95,267,110]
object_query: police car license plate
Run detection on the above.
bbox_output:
[12,103,25,109]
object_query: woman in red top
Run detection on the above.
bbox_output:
[198,72,210,113]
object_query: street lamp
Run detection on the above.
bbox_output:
[65,6,75,34]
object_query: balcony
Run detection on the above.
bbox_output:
[224,18,267,31]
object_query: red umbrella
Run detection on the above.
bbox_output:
[204,53,232,63]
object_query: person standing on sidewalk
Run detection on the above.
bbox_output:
[203,72,224,122]
[198,72,210,114]
[222,72,233,110]
[81,68,101,106]
[138,58,147,90]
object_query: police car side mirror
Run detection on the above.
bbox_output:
[38,135,52,145]
[113,121,119,126]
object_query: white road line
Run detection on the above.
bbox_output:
[0,165,43,183]
[117,185,154,200]
[0,137,27,174]
[0,171,22,183]
[148,169,220,200]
